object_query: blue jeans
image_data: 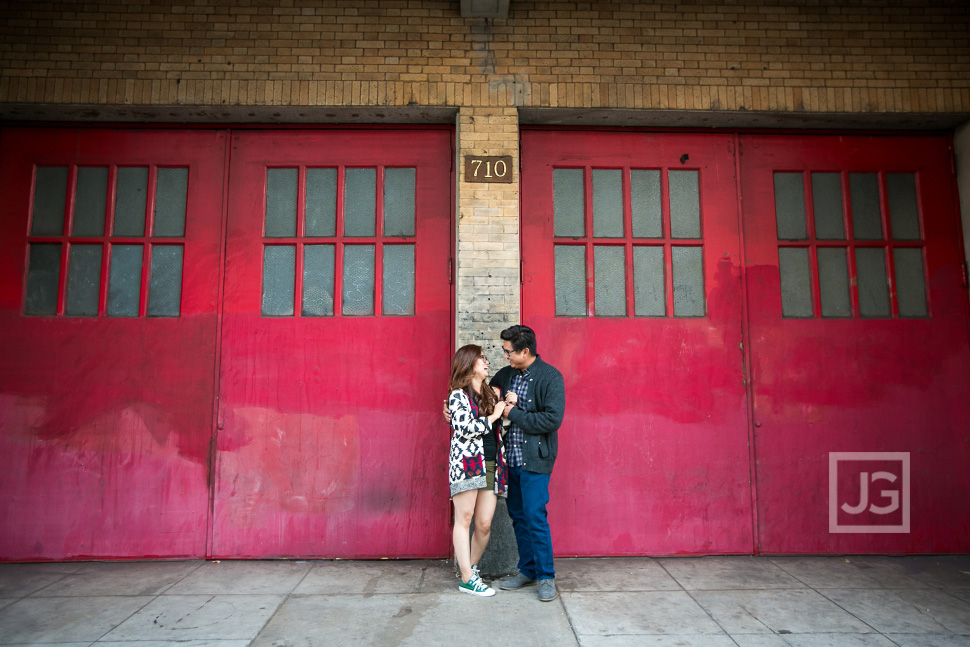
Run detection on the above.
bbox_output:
[506,465,555,580]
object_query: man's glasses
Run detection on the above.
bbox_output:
[502,348,519,357]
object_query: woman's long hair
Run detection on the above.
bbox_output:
[448,344,500,416]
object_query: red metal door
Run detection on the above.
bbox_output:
[0,127,226,560]
[212,129,453,558]
[520,130,753,555]
[740,134,970,553]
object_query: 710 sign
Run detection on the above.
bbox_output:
[464,155,513,183]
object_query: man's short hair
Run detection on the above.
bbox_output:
[501,325,537,355]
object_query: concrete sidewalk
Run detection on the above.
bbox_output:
[0,555,969,646]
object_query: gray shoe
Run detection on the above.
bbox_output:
[537,578,558,601]
[499,572,535,590]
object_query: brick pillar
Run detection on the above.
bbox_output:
[454,105,520,577]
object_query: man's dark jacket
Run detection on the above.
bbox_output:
[491,355,565,475]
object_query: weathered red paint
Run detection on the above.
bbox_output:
[520,131,755,555]
[211,130,453,558]
[740,134,970,553]
[0,128,226,560]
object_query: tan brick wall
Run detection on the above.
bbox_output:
[1,0,968,114]
[455,106,519,355]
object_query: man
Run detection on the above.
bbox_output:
[489,324,565,602]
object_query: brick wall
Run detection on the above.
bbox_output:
[1,0,968,114]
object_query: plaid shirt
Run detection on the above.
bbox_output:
[505,367,531,467]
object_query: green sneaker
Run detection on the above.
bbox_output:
[458,574,496,597]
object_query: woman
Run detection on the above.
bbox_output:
[447,344,508,596]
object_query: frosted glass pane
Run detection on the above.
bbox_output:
[108,244,142,317]
[25,243,61,316]
[148,245,183,317]
[774,173,807,240]
[672,246,704,317]
[856,248,890,317]
[383,244,415,316]
[669,171,701,239]
[593,169,623,238]
[554,169,585,237]
[114,167,148,236]
[633,246,664,316]
[384,168,416,237]
[265,168,297,238]
[306,168,337,237]
[818,248,850,317]
[555,245,586,316]
[894,248,927,317]
[154,168,188,237]
[631,170,662,238]
[73,167,108,236]
[850,173,883,241]
[66,244,102,316]
[345,168,376,237]
[779,247,812,318]
[811,172,845,240]
[261,245,295,316]
[594,246,625,316]
[31,166,67,236]
[342,245,375,315]
[887,174,920,241]
[303,244,334,317]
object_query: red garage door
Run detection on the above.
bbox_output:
[0,126,454,561]
[0,128,226,560]
[211,129,453,558]
[521,129,970,556]
[740,134,970,553]
[520,130,754,555]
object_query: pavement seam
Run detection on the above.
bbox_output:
[655,557,750,646]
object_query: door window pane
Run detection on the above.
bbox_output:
[887,174,920,241]
[107,244,142,317]
[383,244,415,316]
[633,246,664,316]
[154,168,188,237]
[25,243,61,316]
[148,245,183,317]
[672,246,704,317]
[555,245,586,316]
[384,168,416,237]
[342,245,375,315]
[265,168,298,238]
[856,248,890,317]
[31,166,67,236]
[592,169,623,238]
[303,244,335,317]
[850,173,883,241]
[818,248,850,317]
[114,167,148,236]
[811,172,845,240]
[345,168,376,237]
[306,168,337,237]
[554,169,585,237]
[669,170,701,239]
[894,248,928,317]
[66,244,102,316]
[774,172,807,240]
[73,167,108,237]
[261,245,295,316]
[631,170,662,238]
[778,247,813,317]
[594,246,625,316]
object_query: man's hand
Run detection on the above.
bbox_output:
[502,402,513,419]
[505,392,518,406]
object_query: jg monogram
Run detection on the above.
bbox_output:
[829,452,910,534]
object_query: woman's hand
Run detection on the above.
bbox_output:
[442,399,452,423]
[487,404,505,424]
[505,391,518,407]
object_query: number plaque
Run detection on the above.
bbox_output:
[464,155,513,183]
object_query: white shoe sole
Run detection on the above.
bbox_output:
[458,585,496,597]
